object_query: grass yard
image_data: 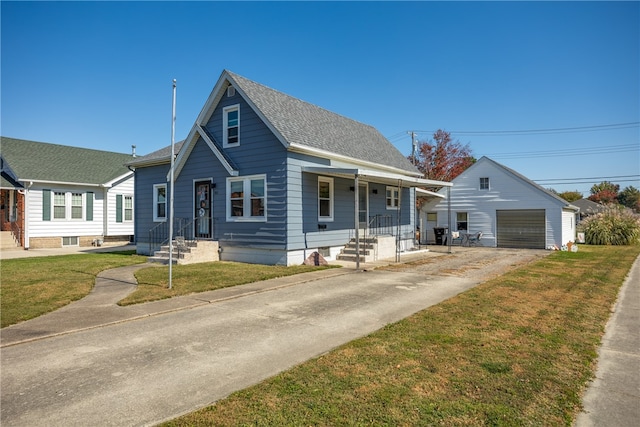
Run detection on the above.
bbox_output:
[122,262,339,305]
[162,245,640,426]
[0,251,146,327]
[0,253,338,327]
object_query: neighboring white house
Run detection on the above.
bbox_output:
[1,137,136,249]
[420,156,579,249]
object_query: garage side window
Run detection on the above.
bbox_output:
[456,212,468,231]
[480,177,490,190]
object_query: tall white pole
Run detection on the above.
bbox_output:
[169,79,176,289]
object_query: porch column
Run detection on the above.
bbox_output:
[354,174,360,270]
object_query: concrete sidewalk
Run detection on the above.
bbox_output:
[574,255,640,426]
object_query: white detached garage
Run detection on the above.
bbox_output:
[420,156,578,249]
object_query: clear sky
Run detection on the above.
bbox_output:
[2,1,638,197]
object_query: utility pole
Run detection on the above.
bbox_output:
[409,131,417,165]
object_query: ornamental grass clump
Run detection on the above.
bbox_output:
[580,205,640,245]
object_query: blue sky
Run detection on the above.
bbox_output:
[2,1,638,196]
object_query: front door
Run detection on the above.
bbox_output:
[195,181,211,238]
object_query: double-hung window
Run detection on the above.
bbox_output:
[71,193,83,219]
[53,192,66,219]
[223,104,240,146]
[227,175,266,221]
[386,186,399,209]
[480,177,490,190]
[318,177,334,221]
[456,212,469,231]
[124,195,133,221]
[153,184,167,222]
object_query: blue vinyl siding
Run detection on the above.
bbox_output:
[134,76,421,262]
[134,164,169,253]
[202,90,288,248]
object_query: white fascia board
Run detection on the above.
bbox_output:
[193,71,290,151]
[290,143,424,178]
[224,74,291,151]
[103,171,134,188]
[301,166,452,188]
[170,125,199,180]
[196,125,239,176]
[416,188,447,198]
[18,179,103,188]
[195,72,229,126]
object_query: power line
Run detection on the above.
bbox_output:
[482,144,639,159]
[407,122,639,137]
[534,175,640,182]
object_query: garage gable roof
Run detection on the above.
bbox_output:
[459,157,578,211]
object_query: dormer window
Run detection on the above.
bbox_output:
[223,104,240,147]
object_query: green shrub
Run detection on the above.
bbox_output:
[579,205,640,245]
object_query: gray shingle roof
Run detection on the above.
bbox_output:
[0,137,134,185]
[131,71,420,175]
[128,140,186,167]
[226,71,419,174]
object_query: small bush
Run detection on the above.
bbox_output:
[579,205,640,245]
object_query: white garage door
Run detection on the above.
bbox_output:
[496,209,545,249]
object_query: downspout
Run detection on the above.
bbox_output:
[102,185,109,240]
[354,174,360,270]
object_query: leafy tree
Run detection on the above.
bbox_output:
[618,186,640,213]
[588,181,619,205]
[411,129,475,182]
[557,190,583,202]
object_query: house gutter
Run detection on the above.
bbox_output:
[18,179,104,188]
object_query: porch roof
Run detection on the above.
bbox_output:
[1,172,23,190]
[301,166,452,189]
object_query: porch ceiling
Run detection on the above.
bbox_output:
[301,166,452,189]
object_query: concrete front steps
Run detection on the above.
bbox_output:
[1,231,20,250]
[336,235,396,263]
[149,239,219,265]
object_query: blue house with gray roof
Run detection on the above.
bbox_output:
[130,70,450,265]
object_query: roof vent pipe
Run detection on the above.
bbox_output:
[132,145,136,157]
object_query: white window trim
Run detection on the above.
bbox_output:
[153,184,167,222]
[52,191,85,221]
[226,174,267,222]
[223,104,240,147]
[480,177,490,190]
[318,176,334,222]
[123,194,134,222]
[386,186,399,209]
[52,191,67,220]
[456,211,469,231]
[71,192,84,220]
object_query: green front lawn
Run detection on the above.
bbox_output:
[163,245,640,426]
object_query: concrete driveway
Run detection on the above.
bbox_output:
[1,248,547,426]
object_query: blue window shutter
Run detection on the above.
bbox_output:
[116,194,123,223]
[42,190,51,221]
[86,192,94,221]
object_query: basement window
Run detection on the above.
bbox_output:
[62,236,79,246]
